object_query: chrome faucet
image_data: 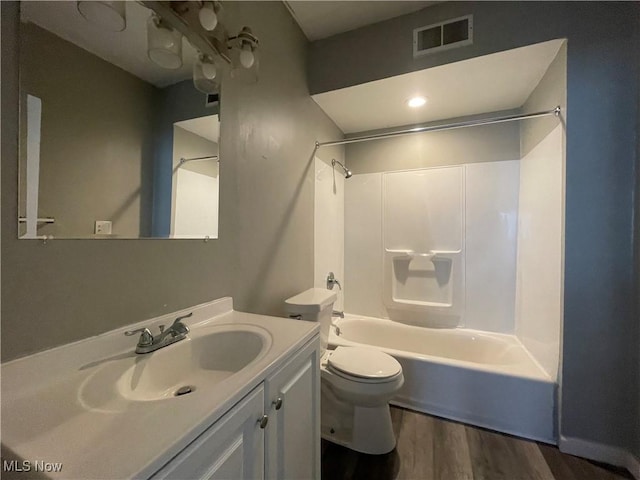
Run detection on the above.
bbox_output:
[332,310,345,318]
[125,312,192,354]
[327,272,342,290]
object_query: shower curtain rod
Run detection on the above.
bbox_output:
[315,106,561,149]
[178,155,219,166]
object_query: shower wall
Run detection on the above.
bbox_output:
[515,124,563,379]
[314,156,344,311]
[339,121,564,380]
[344,160,520,333]
[342,119,521,332]
[516,43,566,379]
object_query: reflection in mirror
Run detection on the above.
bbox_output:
[18,1,220,239]
[171,115,220,238]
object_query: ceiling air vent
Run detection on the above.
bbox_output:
[413,15,473,57]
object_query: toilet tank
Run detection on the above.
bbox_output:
[284,288,337,351]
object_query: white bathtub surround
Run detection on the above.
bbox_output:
[171,120,220,239]
[515,124,564,379]
[173,167,219,238]
[339,156,562,443]
[345,160,521,334]
[314,156,345,311]
[331,315,556,443]
[465,160,520,332]
[383,166,464,327]
[344,173,385,318]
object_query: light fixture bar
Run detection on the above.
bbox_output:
[142,1,231,64]
[315,106,561,148]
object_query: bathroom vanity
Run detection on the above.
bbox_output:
[1,298,320,479]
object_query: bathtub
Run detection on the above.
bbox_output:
[329,315,556,443]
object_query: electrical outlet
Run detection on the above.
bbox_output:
[94,221,112,235]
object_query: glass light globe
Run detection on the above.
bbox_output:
[193,55,220,94]
[77,1,126,32]
[239,45,255,69]
[147,15,182,69]
[156,27,177,49]
[201,62,217,80]
[198,3,218,31]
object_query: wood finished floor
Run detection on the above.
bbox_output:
[321,407,633,480]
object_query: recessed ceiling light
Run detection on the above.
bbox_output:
[407,96,427,108]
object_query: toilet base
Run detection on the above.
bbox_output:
[352,405,396,454]
[321,384,397,455]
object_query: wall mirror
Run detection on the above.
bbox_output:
[18,1,221,239]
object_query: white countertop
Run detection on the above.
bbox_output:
[1,298,319,480]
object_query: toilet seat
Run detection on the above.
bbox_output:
[326,346,401,383]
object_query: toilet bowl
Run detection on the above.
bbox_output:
[284,288,404,454]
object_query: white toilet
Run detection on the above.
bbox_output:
[285,288,404,455]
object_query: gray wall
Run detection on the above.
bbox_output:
[345,111,520,174]
[19,22,157,238]
[309,0,639,462]
[1,1,342,360]
[218,1,344,316]
[636,39,640,462]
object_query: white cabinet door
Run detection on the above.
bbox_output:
[151,386,265,480]
[264,337,320,480]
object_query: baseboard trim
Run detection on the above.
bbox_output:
[628,454,640,480]
[559,436,640,480]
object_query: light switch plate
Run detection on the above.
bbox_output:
[94,221,112,235]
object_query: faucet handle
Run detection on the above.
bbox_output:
[173,312,193,324]
[124,327,153,346]
[171,312,192,334]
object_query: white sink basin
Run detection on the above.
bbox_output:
[2,299,320,480]
[80,324,272,406]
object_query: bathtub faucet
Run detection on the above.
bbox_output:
[327,272,342,290]
[333,310,345,318]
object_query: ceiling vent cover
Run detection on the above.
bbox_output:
[413,15,473,57]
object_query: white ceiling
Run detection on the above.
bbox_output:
[175,115,221,143]
[21,1,196,88]
[312,39,564,134]
[285,1,437,41]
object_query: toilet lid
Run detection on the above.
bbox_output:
[327,346,401,379]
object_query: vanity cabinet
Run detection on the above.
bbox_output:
[264,338,320,480]
[151,336,320,480]
[151,386,265,480]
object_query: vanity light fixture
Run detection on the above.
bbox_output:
[143,2,260,86]
[76,1,126,32]
[77,1,261,88]
[147,14,183,70]
[407,96,427,108]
